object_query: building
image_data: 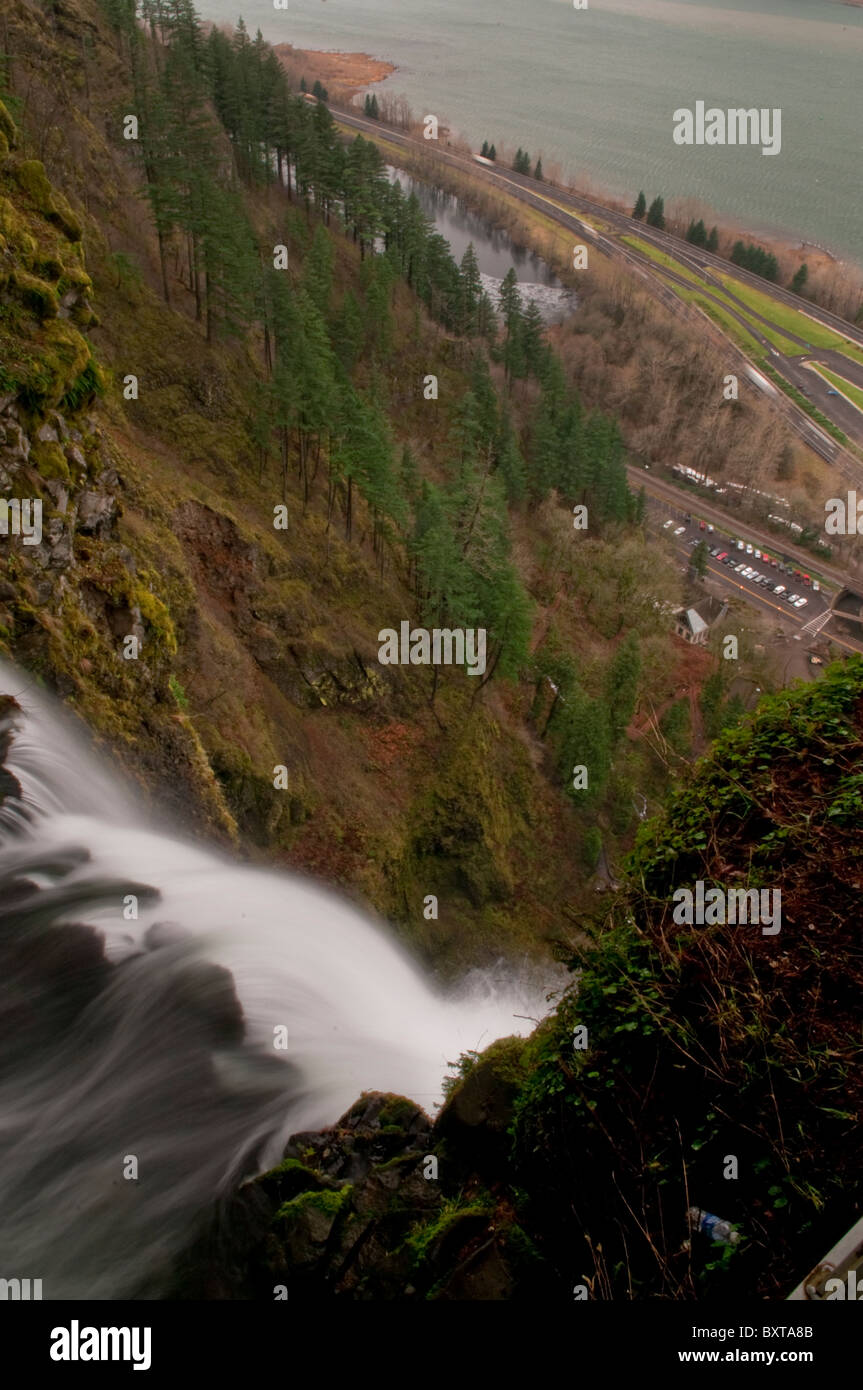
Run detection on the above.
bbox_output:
[674,595,727,645]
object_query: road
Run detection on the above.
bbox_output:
[646,494,863,654]
[332,106,863,479]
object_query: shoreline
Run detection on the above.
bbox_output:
[273,44,395,99]
[285,46,858,279]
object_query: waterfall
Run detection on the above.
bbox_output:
[0,660,550,1299]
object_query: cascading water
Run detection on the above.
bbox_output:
[0,660,552,1299]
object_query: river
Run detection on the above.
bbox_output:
[385,165,576,322]
[199,0,863,266]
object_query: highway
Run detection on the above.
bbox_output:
[331,105,863,479]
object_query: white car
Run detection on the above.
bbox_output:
[787,593,799,603]
[754,549,762,559]
[735,563,747,572]
[774,585,786,596]
[794,597,808,608]
[736,540,744,550]
[674,525,686,536]
[745,543,753,554]
[812,581,820,593]
[663,519,674,529]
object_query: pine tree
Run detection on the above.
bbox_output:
[521,300,546,377]
[605,631,641,741]
[706,226,719,252]
[458,242,483,337]
[481,140,489,157]
[632,190,647,220]
[646,196,665,229]
[790,263,809,295]
[488,144,496,160]
[533,158,543,181]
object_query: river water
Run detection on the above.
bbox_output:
[385,165,576,322]
[200,0,863,265]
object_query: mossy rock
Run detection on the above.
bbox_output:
[10,160,82,242]
[12,269,59,321]
[31,438,71,483]
[49,190,83,243]
[36,320,92,405]
[13,160,54,214]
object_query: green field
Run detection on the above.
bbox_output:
[622,235,705,287]
[624,239,803,354]
[716,273,863,368]
[675,287,765,357]
[809,363,863,415]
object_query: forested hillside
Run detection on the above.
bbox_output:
[0,0,687,971]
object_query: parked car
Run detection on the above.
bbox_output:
[736,540,744,550]
[674,525,686,535]
[745,543,753,554]
[774,585,786,596]
[813,580,821,593]
[663,519,674,529]
[754,549,762,560]
[794,597,808,608]
[787,593,800,603]
[715,550,728,560]
[735,563,747,572]
[707,524,714,533]
[827,389,839,397]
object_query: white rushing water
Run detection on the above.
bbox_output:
[0,660,552,1298]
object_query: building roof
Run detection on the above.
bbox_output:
[683,608,709,636]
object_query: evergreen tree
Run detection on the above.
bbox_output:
[533,158,543,181]
[690,538,708,578]
[481,140,489,157]
[790,263,809,295]
[706,225,719,252]
[521,300,546,377]
[605,631,641,741]
[458,242,483,337]
[646,196,665,229]
[488,144,496,160]
[632,190,647,220]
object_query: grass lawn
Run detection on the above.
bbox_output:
[621,235,706,287]
[809,363,863,415]
[716,272,863,367]
[675,286,765,357]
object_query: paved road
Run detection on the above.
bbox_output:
[332,106,863,479]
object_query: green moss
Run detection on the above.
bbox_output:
[129,583,178,657]
[275,1185,353,1222]
[49,189,83,243]
[12,269,59,320]
[406,1195,493,1268]
[13,160,54,213]
[377,1096,419,1129]
[30,438,71,482]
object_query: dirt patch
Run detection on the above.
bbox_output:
[273,44,395,98]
